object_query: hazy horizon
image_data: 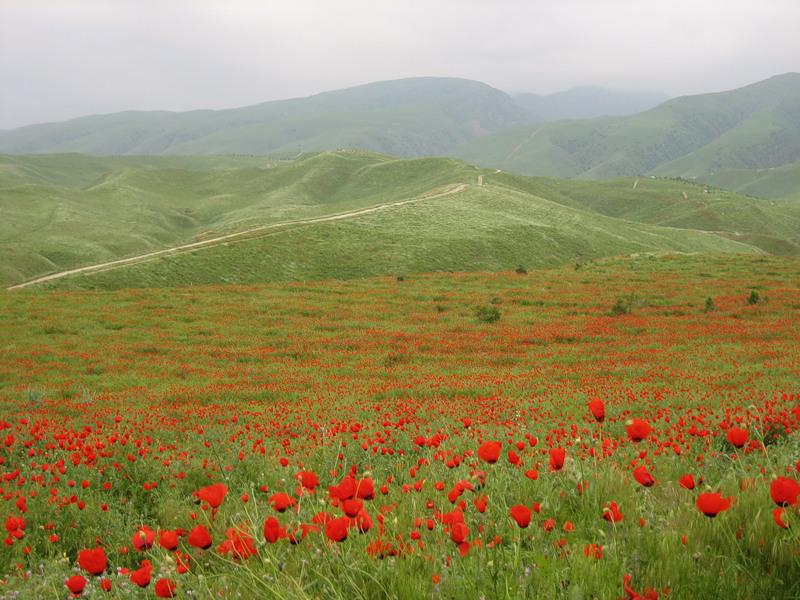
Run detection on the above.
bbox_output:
[2,0,799,129]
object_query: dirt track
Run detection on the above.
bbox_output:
[7,183,468,290]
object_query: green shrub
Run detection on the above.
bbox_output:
[703,297,717,313]
[475,305,501,323]
[610,296,633,316]
[747,290,760,305]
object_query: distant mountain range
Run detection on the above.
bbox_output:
[0,73,798,197]
[0,78,666,158]
[512,87,668,121]
[455,73,800,186]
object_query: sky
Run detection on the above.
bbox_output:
[1,0,799,129]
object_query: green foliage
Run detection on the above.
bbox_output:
[703,297,717,312]
[747,289,761,305]
[611,296,634,316]
[475,305,501,323]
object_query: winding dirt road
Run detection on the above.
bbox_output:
[7,183,468,290]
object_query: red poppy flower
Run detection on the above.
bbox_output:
[218,526,257,559]
[356,478,375,500]
[696,492,732,517]
[132,526,156,551]
[187,525,212,549]
[678,474,695,490]
[726,427,749,448]
[296,471,320,491]
[77,546,107,576]
[269,492,297,512]
[549,448,566,471]
[450,521,469,544]
[263,516,286,543]
[155,578,177,598]
[626,419,652,442]
[633,466,655,487]
[509,505,531,528]
[325,516,350,542]
[770,476,800,507]
[602,501,623,523]
[194,483,228,509]
[478,441,502,464]
[343,498,364,518]
[583,543,603,559]
[588,398,605,422]
[158,530,179,551]
[130,560,153,588]
[65,574,87,596]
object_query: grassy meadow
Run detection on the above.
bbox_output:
[6,151,800,290]
[1,254,799,598]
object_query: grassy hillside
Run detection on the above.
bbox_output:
[699,161,800,200]
[0,78,529,157]
[0,151,480,286]
[455,73,800,184]
[6,151,798,290]
[488,173,800,255]
[34,182,762,291]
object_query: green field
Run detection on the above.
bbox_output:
[1,254,799,598]
[6,152,800,290]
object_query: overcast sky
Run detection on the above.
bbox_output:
[1,0,798,129]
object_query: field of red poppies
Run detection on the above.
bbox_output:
[1,254,799,599]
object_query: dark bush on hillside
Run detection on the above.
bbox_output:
[515,265,527,275]
[747,290,760,305]
[475,305,501,323]
[611,296,633,316]
[703,297,717,313]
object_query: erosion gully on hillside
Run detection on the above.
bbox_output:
[0,254,799,598]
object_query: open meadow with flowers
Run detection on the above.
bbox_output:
[1,253,799,599]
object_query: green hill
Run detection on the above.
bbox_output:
[3,152,794,291]
[0,78,529,157]
[488,173,800,255]
[699,161,800,200]
[33,181,763,291]
[0,151,482,286]
[455,73,800,183]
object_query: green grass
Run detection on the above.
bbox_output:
[1,254,799,598]
[700,161,800,200]
[454,73,800,188]
[37,182,763,290]
[0,151,479,286]
[6,151,800,290]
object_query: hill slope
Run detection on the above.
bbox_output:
[699,161,800,200]
[0,151,480,286]
[455,73,800,181]
[0,78,529,157]
[33,181,762,291]
[4,152,797,290]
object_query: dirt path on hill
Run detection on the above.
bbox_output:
[8,183,469,290]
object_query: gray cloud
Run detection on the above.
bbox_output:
[1,0,798,128]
